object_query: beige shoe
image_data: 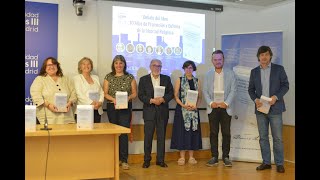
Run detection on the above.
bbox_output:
[177,158,185,166]
[121,162,130,170]
[188,157,197,165]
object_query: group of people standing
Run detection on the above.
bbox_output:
[30,45,289,173]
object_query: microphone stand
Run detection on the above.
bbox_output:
[41,98,52,130]
[40,122,52,130]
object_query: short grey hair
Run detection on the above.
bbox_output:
[149,59,162,66]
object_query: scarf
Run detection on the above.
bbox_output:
[180,75,199,131]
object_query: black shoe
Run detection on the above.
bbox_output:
[142,161,150,168]
[156,162,168,167]
[256,163,271,170]
[206,157,218,167]
[276,165,285,173]
[223,157,232,167]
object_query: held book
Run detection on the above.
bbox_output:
[77,105,94,130]
[54,93,68,112]
[186,90,198,107]
[115,91,128,109]
[25,105,36,132]
[154,86,165,98]
[214,91,224,103]
[88,90,99,101]
[257,95,272,114]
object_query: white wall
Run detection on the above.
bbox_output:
[27,0,99,78]
[26,0,295,126]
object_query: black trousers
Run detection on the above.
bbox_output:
[208,108,231,159]
[143,107,168,163]
[93,110,101,123]
[107,102,132,163]
[36,118,40,124]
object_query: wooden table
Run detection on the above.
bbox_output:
[25,123,130,180]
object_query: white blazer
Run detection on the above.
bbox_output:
[73,74,104,115]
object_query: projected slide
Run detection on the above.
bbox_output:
[112,6,205,77]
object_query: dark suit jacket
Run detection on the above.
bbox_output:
[248,63,289,114]
[138,74,174,120]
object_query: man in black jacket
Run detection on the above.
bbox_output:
[138,59,173,168]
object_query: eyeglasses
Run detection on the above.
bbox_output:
[46,64,57,67]
[185,67,193,70]
[152,64,162,68]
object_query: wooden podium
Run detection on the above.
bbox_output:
[25,123,130,180]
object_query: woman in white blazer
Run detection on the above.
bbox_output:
[73,57,104,123]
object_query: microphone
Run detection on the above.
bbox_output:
[40,96,52,130]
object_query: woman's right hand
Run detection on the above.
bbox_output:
[112,98,117,109]
[182,104,193,111]
[47,103,58,112]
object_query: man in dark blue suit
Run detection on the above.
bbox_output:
[138,59,174,168]
[248,45,289,173]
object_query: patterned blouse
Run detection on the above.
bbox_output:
[105,73,134,102]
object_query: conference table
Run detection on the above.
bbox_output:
[25,123,130,180]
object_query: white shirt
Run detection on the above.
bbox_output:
[150,74,161,104]
[151,73,160,87]
[210,69,228,107]
[214,70,224,91]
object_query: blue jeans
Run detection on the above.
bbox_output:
[256,112,284,166]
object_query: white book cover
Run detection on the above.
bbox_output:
[186,90,198,107]
[54,93,68,112]
[25,105,36,132]
[77,105,94,130]
[214,91,224,103]
[154,86,165,98]
[115,91,128,109]
[88,90,99,101]
[257,95,272,114]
